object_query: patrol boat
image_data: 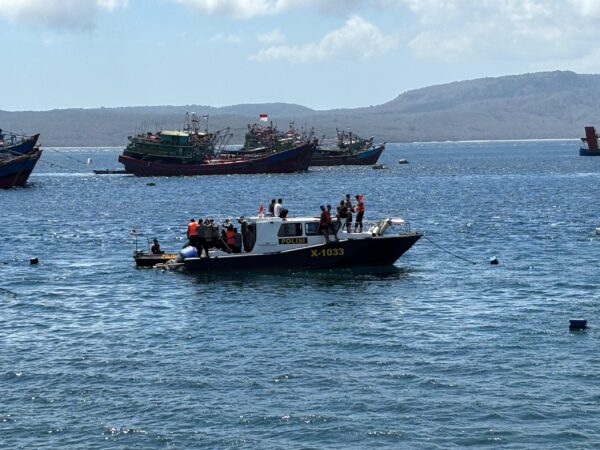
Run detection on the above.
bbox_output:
[143,215,421,272]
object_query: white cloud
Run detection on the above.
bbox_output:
[394,0,600,63]
[174,0,290,19]
[0,0,127,30]
[209,32,243,44]
[250,15,396,63]
[257,29,285,45]
[172,0,374,19]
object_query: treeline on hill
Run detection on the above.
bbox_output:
[1,71,599,147]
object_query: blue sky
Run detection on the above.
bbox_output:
[1,0,600,111]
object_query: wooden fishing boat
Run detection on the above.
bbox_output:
[312,129,385,166]
[119,140,316,176]
[0,130,40,156]
[0,148,42,188]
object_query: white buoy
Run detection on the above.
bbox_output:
[86,158,92,164]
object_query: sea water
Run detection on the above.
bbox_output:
[1,140,600,448]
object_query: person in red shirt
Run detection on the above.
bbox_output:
[319,205,331,243]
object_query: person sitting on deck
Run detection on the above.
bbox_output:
[150,238,162,254]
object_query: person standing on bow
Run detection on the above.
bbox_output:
[187,218,199,248]
[354,195,365,233]
[319,205,331,244]
[343,194,353,233]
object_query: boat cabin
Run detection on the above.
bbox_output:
[159,130,190,146]
[238,215,400,254]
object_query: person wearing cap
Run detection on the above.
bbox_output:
[150,238,162,254]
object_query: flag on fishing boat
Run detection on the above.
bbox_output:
[259,114,268,122]
[258,203,265,217]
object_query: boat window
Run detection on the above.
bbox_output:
[305,222,320,236]
[305,221,340,235]
[277,223,303,237]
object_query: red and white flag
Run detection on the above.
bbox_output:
[259,114,268,122]
[257,203,265,217]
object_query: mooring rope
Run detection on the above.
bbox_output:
[0,287,17,297]
[422,234,478,265]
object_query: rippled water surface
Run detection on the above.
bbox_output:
[2,140,600,448]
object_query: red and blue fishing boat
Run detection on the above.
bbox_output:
[312,129,385,166]
[119,140,316,176]
[118,114,316,176]
[0,130,41,188]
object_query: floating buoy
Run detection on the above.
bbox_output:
[30,257,39,265]
[490,256,499,265]
[398,159,409,164]
[86,158,92,164]
[372,164,387,170]
[146,182,156,186]
[596,227,600,235]
[569,319,587,330]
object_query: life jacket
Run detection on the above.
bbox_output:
[187,221,198,237]
[356,201,365,213]
[225,230,236,245]
[320,210,331,226]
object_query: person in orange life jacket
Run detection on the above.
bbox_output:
[187,218,199,248]
[343,194,353,232]
[354,195,365,233]
[319,205,332,243]
[225,224,236,253]
[150,238,161,254]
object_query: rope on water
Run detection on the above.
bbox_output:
[35,158,89,173]
[0,287,17,297]
[422,234,478,265]
[44,147,91,166]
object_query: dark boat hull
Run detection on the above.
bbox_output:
[118,141,315,176]
[311,144,385,166]
[183,233,421,273]
[0,149,42,188]
[134,252,179,267]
